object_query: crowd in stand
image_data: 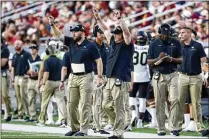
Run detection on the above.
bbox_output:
[1,1,209,46]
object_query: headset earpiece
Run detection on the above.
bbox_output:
[158,23,172,36]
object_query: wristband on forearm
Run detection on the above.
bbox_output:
[50,22,55,26]
[117,17,122,20]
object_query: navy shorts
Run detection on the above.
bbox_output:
[185,92,191,104]
[146,84,154,99]
[129,82,149,98]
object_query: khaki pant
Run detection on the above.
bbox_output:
[125,91,131,127]
[38,80,66,124]
[92,75,108,131]
[68,73,94,134]
[27,79,39,120]
[1,71,12,116]
[178,73,203,131]
[102,78,130,138]
[152,72,179,132]
[66,75,72,126]
[14,76,29,117]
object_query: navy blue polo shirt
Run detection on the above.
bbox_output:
[63,39,100,73]
[12,49,31,76]
[62,51,72,79]
[93,41,109,75]
[1,46,10,71]
[44,55,62,81]
[106,37,134,82]
[179,40,206,75]
[64,36,74,47]
[28,55,41,80]
[147,38,182,74]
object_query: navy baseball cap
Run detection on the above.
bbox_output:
[29,44,39,50]
[70,24,85,32]
[111,26,123,34]
[94,25,103,34]
[160,24,171,35]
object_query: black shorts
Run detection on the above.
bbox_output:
[129,82,149,98]
[146,84,154,99]
[202,86,209,98]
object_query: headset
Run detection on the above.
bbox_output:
[158,23,173,36]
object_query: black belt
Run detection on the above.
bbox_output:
[179,72,199,76]
[159,71,175,75]
[73,71,91,76]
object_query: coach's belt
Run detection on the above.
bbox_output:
[179,72,199,76]
[73,71,91,76]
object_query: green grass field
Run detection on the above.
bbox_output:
[1,114,208,138]
[1,119,208,137]
[1,131,107,139]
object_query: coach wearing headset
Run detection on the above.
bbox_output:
[147,23,182,136]
[92,25,110,134]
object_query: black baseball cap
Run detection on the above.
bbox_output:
[111,26,123,34]
[94,25,103,34]
[29,44,39,50]
[70,24,85,32]
[160,24,171,35]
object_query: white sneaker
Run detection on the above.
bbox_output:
[183,121,197,132]
[66,125,72,130]
[136,120,143,128]
[55,120,61,125]
[182,123,189,129]
[165,122,168,129]
[104,124,113,131]
[36,122,45,127]
[4,114,8,120]
[144,122,157,128]
[45,120,54,125]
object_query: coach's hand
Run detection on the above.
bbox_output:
[92,8,100,19]
[206,80,209,88]
[36,82,41,91]
[59,81,65,91]
[97,76,103,88]
[164,56,173,63]
[203,79,209,88]
[128,83,133,93]
[158,52,166,59]
[40,85,45,93]
[113,9,121,20]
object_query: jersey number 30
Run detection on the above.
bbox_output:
[133,51,147,65]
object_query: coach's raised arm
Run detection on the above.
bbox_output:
[92,8,131,45]
[93,7,134,139]
[48,16,64,40]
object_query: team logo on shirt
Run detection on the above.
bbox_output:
[190,46,196,51]
[21,55,23,57]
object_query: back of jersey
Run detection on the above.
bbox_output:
[133,44,150,83]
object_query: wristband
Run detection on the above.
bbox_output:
[60,80,64,83]
[50,22,55,26]
[117,17,122,20]
[98,75,102,78]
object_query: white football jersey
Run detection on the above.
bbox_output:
[133,44,150,83]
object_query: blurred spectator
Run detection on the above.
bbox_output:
[1,1,208,46]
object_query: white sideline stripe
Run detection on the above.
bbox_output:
[2,124,207,138]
